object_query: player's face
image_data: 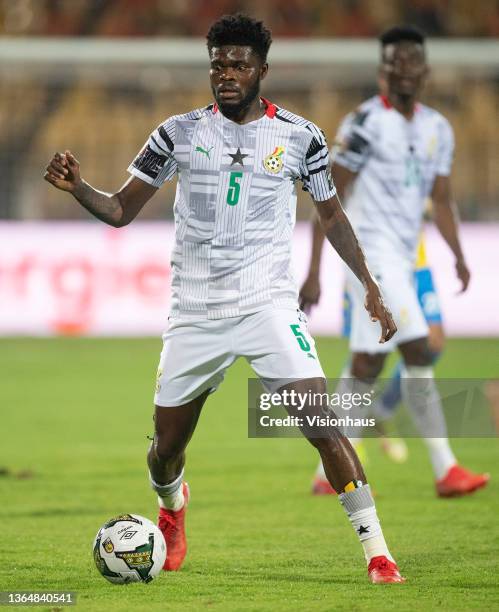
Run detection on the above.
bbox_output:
[209,46,267,117]
[381,41,428,100]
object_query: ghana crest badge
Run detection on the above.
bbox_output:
[263,146,285,173]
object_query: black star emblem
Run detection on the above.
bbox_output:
[357,525,370,535]
[228,147,249,166]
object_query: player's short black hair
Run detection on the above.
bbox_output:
[380,25,425,47]
[206,14,272,63]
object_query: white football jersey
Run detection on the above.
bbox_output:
[129,99,336,319]
[334,95,454,267]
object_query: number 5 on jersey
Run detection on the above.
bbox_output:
[226,171,243,206]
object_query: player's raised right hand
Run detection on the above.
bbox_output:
[44,150,81,192]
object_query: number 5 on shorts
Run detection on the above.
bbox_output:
[289,324,311,352]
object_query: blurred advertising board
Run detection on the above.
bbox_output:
[0,221,497,337]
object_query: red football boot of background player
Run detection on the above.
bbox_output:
[436,465,489,497]
[311,476,337,495]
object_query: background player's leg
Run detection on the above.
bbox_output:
[399,337,488,495]
[372,278,446,460]
[148,390,210,506]
[280,377,400,569]
[398,336,455,479]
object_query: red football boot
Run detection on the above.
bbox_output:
[436,465,489,498]
[368,556,406,584]
[311,476,337,495]
[158,482,190,571]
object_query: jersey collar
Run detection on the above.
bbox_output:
[380,94,421,113]
[380,95,392,109]
[212,97,277,118]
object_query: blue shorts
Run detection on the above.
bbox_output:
[415,267,442,325]
[342,266,442,338]
[341,289,353,338]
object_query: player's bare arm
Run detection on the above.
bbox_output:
[44,150,157,227]
[313,192,397,343]
[299,163,357,312]
[431,174,470,292]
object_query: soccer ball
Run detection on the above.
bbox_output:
[93,514,166,584]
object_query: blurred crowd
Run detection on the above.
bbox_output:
[1,0,499,38]
[1,1,498,222]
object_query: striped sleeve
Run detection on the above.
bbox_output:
[299,124,336,202]
[333,109,373,173]
[128,118,178,187]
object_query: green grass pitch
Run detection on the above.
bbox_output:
[1,337,498,611]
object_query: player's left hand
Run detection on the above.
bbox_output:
[364,281,397,344]
[455,258,470,293]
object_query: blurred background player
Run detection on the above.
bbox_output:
[43,14,405,584]
[307,230,445,496]
[299,25,489,498]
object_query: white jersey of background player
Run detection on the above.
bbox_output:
[300,25,488,498]
[335,92,452,351]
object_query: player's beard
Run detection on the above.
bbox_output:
[213,78,261,120]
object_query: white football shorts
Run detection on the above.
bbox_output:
[154,308,325,407]
[347,263,429,354]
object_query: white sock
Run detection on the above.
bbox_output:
[149,470,185,511]
[401,365,456,480]
[339,484,394,564]
[424,437,456,481]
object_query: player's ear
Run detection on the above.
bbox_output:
[260,62,268,80]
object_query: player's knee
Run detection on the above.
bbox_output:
[428,325,445,355]
[351,353,384,380]
[400,338,433,366]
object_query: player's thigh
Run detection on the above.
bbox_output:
[155,318,236,407]
[238,308,325,391]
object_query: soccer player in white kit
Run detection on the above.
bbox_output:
[44,15,405,583]
[300,26,489,498]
